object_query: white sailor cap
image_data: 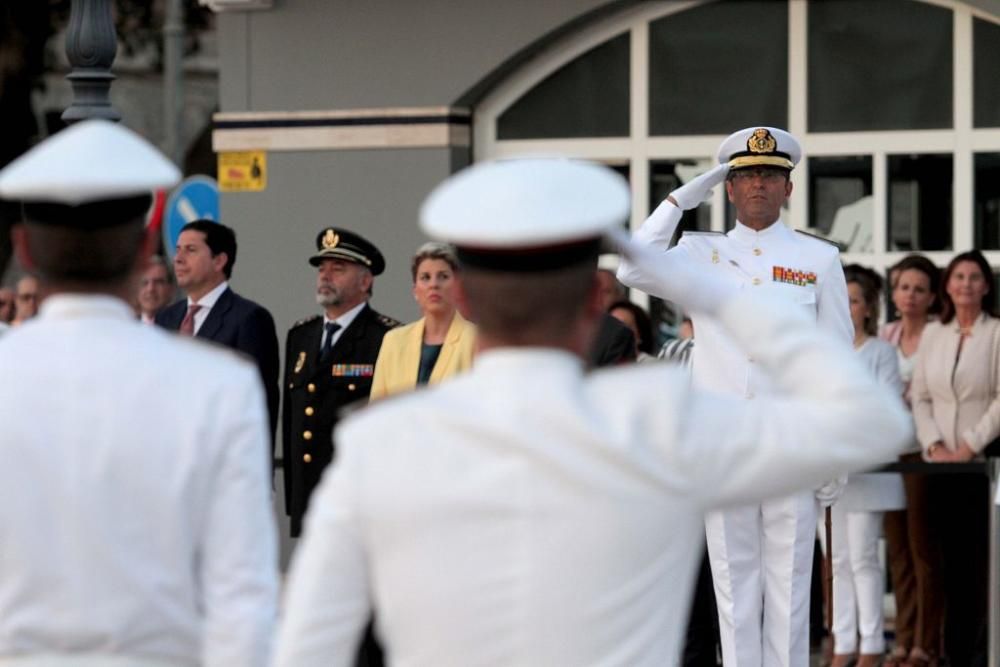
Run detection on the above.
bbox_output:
[0,119,180,228]
[716,126,802,172]
[420,157,630,271]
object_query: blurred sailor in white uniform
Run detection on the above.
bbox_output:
[274,157,904,667]
[618,126,854,666]
[0,120,278,667]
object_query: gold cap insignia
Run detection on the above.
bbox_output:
[747,128,777,155]
[322,229,340,250]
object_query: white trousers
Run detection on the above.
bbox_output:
[706,491,817,667]
[828,506,885,654]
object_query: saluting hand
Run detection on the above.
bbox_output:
[667,163,730,210]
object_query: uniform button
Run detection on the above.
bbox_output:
[753,247,762,256]
[307,383,316,393]
[288,382,294,389]
[348,383,356,391]
[752,278,761,286]
[303,453,312,463]
[303,430,313,441]
[304,406,314,416]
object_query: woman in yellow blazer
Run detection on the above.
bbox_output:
[910,249,999,666]
[370,243,475,400]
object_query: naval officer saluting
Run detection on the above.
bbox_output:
[0,120,278,666]
[619,127,854,666]
[273,156,907,667]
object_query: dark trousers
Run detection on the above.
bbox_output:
[929,472,988,666]
[883,453,945,654]
[682,544,721,666]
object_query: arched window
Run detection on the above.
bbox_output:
[476,0,1000,315]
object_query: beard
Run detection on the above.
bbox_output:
[316,282,344,307]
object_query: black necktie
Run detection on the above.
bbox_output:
[320,322,341,360]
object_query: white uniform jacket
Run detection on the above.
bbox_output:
[273,291,910,667]
[618,200,853,396]
[0,296,278,667]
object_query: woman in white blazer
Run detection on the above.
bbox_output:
[911,250,999,666]
[830,266,904,667]
[370,243,475,400]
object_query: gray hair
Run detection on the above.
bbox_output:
[410,242,459,282]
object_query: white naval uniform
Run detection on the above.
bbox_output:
[618,200,853,667]
[0,296,278,667]
[272,288,909,667]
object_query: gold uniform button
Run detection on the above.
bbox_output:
[307,383,316,393]
[752,278,761,286]
[348,383,356,391]
[288,382,294,389]
[753,247,762,256]
[303,453,312,463]
[303,430,313,441]
[304,406,314,417]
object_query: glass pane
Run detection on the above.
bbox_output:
[647,159,715,346]
[887,154,952,252]
[975,153,1000,250]
[808,156,873,253]
[497,33,629,140]
[809,0,952,132]
[649,1,787,135]
[974,19,1000,128]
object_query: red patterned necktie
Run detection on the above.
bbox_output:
[179,304,202,336]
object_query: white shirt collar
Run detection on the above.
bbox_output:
[474,347,584,377]
[728,219,789,243]
[38,294,136,321]
[188,280,229,308]
[325,301,367,331]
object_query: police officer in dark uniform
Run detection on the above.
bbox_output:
[283,227,400,538]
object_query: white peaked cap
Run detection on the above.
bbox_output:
[0,119,181,205]
[716,126,802,171]
[420,157,630,248]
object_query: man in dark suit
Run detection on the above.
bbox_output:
[156,220,280,449]
[283,227,399,539]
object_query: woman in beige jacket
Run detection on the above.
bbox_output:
[370,243,475,400]
[910,249,998,666]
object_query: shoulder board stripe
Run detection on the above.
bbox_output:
[795,229,844,250]
[290,313,321,328]
[681,231,725,237]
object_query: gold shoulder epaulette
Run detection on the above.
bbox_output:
[290,313,321,329]
[378,313,402,329]
[795,229,844,250]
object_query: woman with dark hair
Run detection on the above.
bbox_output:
[608,299,656,362]
[830,266,904,667]
[880,254,943,667]
[910,249,998,666]
[370,242,475,400]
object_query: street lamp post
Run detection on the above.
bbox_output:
[62,0,121,124]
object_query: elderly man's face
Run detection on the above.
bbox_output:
[138,263,173,317]
[315,258,372,310]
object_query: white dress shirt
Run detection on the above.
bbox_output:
[273,290,911,667]
[322,301,366,351]
[0,295,278,667]
[187,280,229,335]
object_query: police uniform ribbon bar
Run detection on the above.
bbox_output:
[332,364,375,377]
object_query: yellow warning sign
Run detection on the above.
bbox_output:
[218,151,266,192]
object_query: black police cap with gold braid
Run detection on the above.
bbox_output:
[309,227,386,275]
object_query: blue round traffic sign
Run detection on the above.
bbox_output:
[164,175,220,259]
